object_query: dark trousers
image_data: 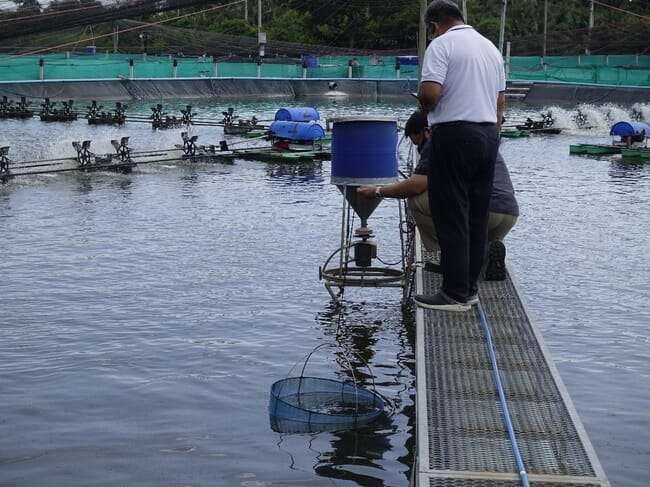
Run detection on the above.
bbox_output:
[427,122,499,302]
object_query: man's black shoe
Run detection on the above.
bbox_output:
[414,291,471,312]
[484,240,507,281]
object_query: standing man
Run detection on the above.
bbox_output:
[415,0,506,312]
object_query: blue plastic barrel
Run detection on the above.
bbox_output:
[330,116,398,186]
[85,45,97,55]
[274,107,320,122]
[269,120,325,141]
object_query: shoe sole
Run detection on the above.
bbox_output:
[484,241,506,281]
[414,297,471,312]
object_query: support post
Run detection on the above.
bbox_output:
[173,59,178,78]
[129,59,134,79]
[498,0,507,54]
[542,0,548,63]
[505,41,511,80]
[418,0,426,82]
[39,58,44,81]
[586,0,594,55]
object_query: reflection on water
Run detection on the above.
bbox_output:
[608,158,650,183]
[313,426,395,487]
[270,300,415,486]
[321,300,416,486]
[265,161,324,185]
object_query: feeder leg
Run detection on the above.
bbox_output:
[324,282,341,305]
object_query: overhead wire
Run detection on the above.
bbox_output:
[0,0,246,61]
[0,2,107,25]
[0,0,244,42]
[592,0,650,20]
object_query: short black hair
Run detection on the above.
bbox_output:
[404,110,428,136]
[423,0,464,25]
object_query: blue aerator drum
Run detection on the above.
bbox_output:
[274,107,320,122]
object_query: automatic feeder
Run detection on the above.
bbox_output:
[320,116,406,301]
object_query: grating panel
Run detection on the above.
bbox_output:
[426,478,603,487]
[415,249,608,485]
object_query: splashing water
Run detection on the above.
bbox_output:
[632,103,650,122]
[519,103,650,133]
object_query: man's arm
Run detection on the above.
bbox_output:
[496,91,505,130]
[418,81,442,114]
[357,175,427,200]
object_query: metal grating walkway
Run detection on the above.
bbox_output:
[413,246,610,487]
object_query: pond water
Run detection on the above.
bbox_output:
[1,99,649,487]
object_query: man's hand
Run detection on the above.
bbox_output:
[357,185,377,199]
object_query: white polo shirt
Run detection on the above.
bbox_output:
[421,25,506,126]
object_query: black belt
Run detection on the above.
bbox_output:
[431,121,496,129]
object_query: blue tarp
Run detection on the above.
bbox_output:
[609,121,650,136]
[396,56,419,66]
[274,106,320,122]
[269,120,325,141]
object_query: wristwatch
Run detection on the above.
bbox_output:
[375,186,383,199]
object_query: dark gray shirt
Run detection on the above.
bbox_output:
[414,141,519,216]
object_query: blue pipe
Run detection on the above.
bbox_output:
[476,300,531,487]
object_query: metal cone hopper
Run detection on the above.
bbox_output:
[336,185,382,229]
[320,116,405,303]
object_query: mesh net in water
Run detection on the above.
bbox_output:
[269,376,385,432]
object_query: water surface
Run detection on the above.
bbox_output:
[1,100,649,486]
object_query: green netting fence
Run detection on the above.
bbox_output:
[508,54,650,86]
[0,52,648,86]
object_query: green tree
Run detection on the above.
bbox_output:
[216,18,257,37]
[266,9,316,44]
[474,18,501,45]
